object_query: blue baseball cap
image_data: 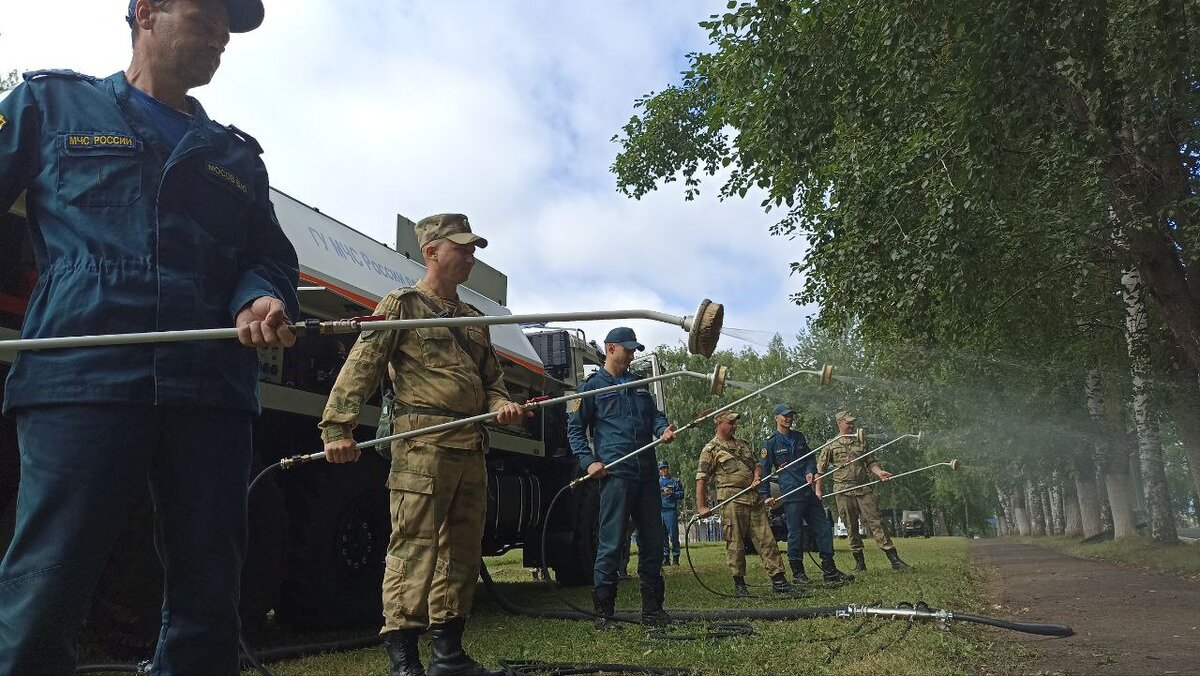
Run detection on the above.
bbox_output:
[603,327,644,352]
[658,460,669,469]
[126,0,265,33]
[772,404,795,417]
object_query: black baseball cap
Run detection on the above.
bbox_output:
[126,0,265,33]
[603,327,644,352]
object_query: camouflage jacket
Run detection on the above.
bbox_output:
[818,436,880,494]
[697,436,761,505]
[319,281,511,450]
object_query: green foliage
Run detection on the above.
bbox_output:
[0,70,18,93]
[613,0,1200,524]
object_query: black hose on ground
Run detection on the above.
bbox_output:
[950,612,1075,637]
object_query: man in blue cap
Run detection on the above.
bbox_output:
[0,0,296,673]
[568,327,676,629]
[760,404,854,584]
[658,459,684,565]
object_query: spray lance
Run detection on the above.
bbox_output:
[822,459,961,501]
[567,365,836,489]
[771,430,926,503]
[269,364,731,471]
[1,298,727,358]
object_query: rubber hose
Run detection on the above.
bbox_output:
[481,561,842,622]
[951,612,1074,637]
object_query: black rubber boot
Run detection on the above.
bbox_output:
[789,558,810,584]
[381,629,425,676]
[821,557,854,582]
[662,555,670,566]
[733,576,750,598]
[852,551,866,572]
[885,547,911,571]
[426,618,501,676]
[770,572,793,594]
[640,580,671,626]
[672,555,680,566]
[592,585,619,631]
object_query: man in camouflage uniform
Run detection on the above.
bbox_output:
[818,410,911,572]
[696,411,792,597]
[320,214,523,676]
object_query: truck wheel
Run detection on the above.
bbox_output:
[553,479,599,587]
[276,454,390,630]
[84,463,289,658]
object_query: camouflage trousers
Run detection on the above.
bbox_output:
[720,500,784,578]
[382,442,486,632]
[834,489,894,553]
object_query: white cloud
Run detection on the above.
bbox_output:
[1,0,816,352]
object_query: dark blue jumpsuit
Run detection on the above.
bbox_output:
[0,70,298,674]
[759,430,836,564]
[567,369,669,595]
[659,473,683,561]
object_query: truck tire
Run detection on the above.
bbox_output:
[0,412,18,550]
[84,463,289,658]
[276,454,390,630]
[552,479,600,587]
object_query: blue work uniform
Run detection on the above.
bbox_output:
[759,429,836,563]
[659,474,684,561]
[0,70,298,675]
[567,368,670,593]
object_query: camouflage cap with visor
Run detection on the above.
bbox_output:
[714,410,741,424]
[835,409,857,423]
[415,213,489,249]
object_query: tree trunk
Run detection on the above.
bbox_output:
[1090,367,1138,538]
[1122,266,1179,544]
[1011,486,1031,536]
[1027,479,1047,536]
[1125,225,1200,375]
[1168,364,1200,505]
[1049,474,1066,535]
[1063,477,1083,537]
[1073,453,1102,537]
[1040,482,1055,534]
[1096,466,1113,533]
[995,483,1012,536]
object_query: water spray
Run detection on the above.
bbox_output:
[823,459,960,500]
[568,365,835,488]
[690,427,859,523]
[772,430,925,502]
[270,365,730,471]
[1,298,726,358]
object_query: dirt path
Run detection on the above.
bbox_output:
[970,539,1200,675]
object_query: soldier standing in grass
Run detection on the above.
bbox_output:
[819,410,911,572]
[695,411,793,597]
[320,214,524,676]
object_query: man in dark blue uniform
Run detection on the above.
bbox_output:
[658,460,684,565]
[568,327,675,629]
[760,404,853,585]
[0,1,298,673]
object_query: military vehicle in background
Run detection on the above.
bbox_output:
[0,189,605,656]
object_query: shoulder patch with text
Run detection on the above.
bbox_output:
[205,162,250,195]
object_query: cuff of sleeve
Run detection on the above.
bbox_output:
[320,424,353,444]
[578,453,598,472]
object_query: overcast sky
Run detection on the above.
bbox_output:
[1,1,815,353]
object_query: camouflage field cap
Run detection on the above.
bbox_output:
[415,213,489,249]
[835,409,857,423]
[714,410,741,424]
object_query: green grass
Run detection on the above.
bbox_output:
[240,538,1035,675]
[1012,535,1200,582]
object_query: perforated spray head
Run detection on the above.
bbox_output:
[948,459,960,471]
[820,364,834,386]
[709,364,729,395]
[686,299,724,358]
[856,428,866,444]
